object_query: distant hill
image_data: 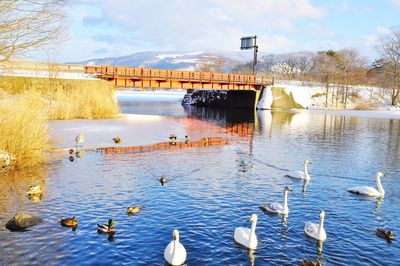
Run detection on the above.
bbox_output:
[72,50,258,71]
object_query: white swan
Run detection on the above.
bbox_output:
[347,172,385,198]
[261,186,292,215]
[285,160,312,180]
[234,214,258,249]
[164,229,187,266]
[304,211,327,242]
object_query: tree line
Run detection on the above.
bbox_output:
[202,26,400,107]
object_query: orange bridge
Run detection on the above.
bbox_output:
[85,65,274,90]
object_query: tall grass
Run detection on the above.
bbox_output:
[0,76,119,169]
[0,91,49,168]
[0,76,119,119]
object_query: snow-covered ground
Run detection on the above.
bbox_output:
[258,80,397,112]
[117,90,185,103]
[0,69,97,80]
[49,114,188,149]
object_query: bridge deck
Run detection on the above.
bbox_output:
[85,66,274,90]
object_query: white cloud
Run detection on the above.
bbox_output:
[307,24,337,39]
[66,0,325,53]
[391,0,400,6]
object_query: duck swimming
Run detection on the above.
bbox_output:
[60,216,78,228]
[376,228,394,242]
[160,176,167,186]
[300,259,322,266]
[27,185,43,196]
[97,219,116,234]
[127,206,140,214]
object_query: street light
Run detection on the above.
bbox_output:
[240,35,258,75]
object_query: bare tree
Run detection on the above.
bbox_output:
[334,48,368,107]
[377,26,400,106]
[0,0,67,62]
[196,55,226,72]
[259,54,277,74]
[295,53,315,82]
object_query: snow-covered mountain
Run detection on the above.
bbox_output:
[73,51,256,71]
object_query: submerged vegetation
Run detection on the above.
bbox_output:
[0,76,119,169]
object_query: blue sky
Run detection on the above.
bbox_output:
[38,0,400,62]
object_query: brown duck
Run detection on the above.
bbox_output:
[376,228,394,242]
[127,205,141,214]
[113,137,122,144]
[160,176,167,186]
[60,216,78,227]
[300,259,322,266]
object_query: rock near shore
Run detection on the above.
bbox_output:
[5,213,43,231]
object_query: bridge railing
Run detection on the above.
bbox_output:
[85,65,274,86]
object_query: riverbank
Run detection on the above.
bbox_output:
[0,76,119,169]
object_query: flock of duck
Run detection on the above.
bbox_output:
[25,134,394,266]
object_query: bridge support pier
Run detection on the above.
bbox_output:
[182,87,265,109]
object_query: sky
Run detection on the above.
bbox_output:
[37,0,400,62]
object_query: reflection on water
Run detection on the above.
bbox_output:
[302,179,310,194]
[0,165,49,215]
[1,101,400,265]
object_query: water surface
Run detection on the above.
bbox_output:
[1,96,399,265]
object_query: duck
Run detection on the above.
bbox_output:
[113,136,122,144]
[160,176,167,186]
[97,219,116,234]
[234,214,258,249]
[300,259,322,266]
[169,134,177,141]
[127,205,140,214]
[75,132,85,148]
[60,216,78,227]
[164,229,187,266]
[261,186,292,215]
[304,211,327,242]
[76,150,85,159]
[27,185,43,196]
[347,172,385,198]
[285,160,312,180]
[28,194,42,202]
[376,228,394,242]
[68,149,75,155]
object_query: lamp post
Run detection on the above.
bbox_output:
[240,35,258,75]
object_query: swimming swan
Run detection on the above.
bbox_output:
[285,160,312,180]
[304,211,327,242]
[234,214,258,249]
[347,172,385,198]
[261,186,292,215]
[164,229,187,266]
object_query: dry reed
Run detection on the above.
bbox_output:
[0,91,50,168]
[0,76,119,168]
[0,76,119,119]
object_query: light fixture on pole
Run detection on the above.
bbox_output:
[240,35,258,75]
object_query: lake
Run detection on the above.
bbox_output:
[1,91,399,265]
